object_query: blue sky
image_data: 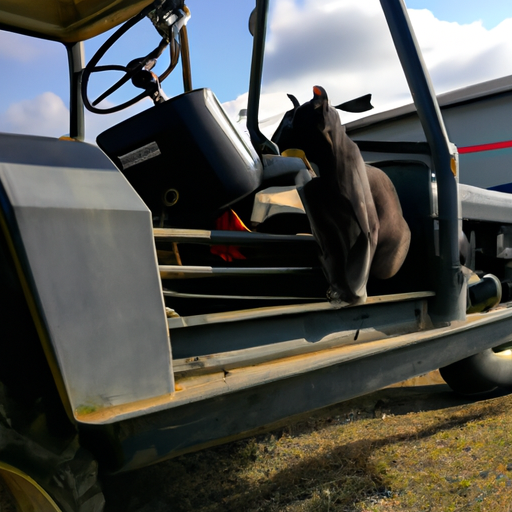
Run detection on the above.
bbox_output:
[0,0,512,140]
[407,0,510,29]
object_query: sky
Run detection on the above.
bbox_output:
[0,0,512,142]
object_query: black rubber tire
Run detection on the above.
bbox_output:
[440,348,512,395]
[0,388,105,512]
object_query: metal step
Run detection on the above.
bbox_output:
[167,291,434,329]
[163,289,323,301]
[168,292,435,377]
[76,303,512,430]
[154,227,316,246]
[159,264,318,278]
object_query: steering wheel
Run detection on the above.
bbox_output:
[81,4,178,114]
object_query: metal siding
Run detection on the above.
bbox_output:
[349,91,512,190]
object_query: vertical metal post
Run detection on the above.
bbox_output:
[247,0,279,155]
[379,0,465,323]
[180,25,193,92]
[66,42,85,141]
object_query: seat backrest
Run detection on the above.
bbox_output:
[368,160,437,294]
[97,89,263,228]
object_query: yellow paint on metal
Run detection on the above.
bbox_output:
[0,0,153,42]
[281,148,316,174]
[0,463,62,512]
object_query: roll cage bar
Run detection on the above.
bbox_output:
[65,0,464,324]
[245,0,463,325]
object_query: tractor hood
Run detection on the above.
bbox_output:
[0,0,154,42]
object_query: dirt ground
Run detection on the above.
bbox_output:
[102,371,512,511]
[2,371,509,511]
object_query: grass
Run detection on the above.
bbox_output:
[104,383,512,512]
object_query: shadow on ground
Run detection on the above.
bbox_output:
[102,382,512,511]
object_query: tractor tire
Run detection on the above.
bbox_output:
[0,388,104,512]
[440,347,512,395]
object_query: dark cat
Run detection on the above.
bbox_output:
[273,86,410,306]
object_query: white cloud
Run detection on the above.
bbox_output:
[409,10,512,92]
[263,0,407,117]
[0,90,151,142]
[0,31,57,62]
[228,0,512,134]
[0,92,69,137]
[223,91,296,138]
[223,91,291,123]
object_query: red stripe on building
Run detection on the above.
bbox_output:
[459,140,512,154]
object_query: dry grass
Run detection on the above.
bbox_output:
[104,384,512,512]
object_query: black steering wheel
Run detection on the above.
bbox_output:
[81,4,178,114]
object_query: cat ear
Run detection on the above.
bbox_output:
[311,85,329,109]
[313,85,329,104]
[312,85,328,100]
[286,93,300,108]
[335,94,374,113]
